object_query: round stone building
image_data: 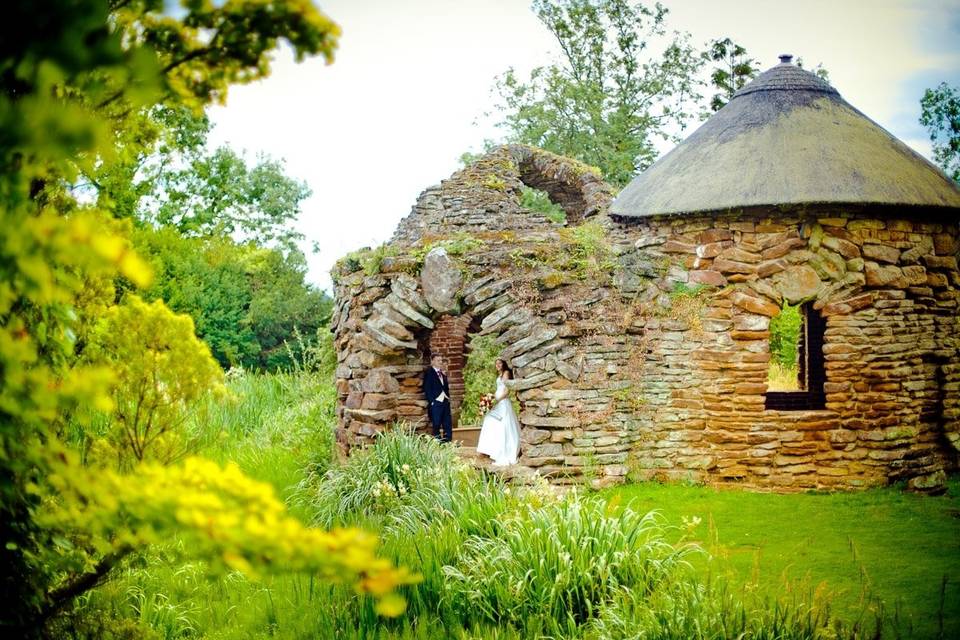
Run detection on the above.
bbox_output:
[331,57,960,491]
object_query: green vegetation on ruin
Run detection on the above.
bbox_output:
[520,185,568,223]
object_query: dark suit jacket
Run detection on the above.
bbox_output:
[423,367,450,410]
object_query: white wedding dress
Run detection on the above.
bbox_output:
[476,377,520,466]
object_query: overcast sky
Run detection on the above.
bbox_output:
[206,0,960,291]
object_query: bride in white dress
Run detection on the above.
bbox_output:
[476,359,520,466]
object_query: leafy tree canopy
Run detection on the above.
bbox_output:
[494,0,703,187]
[703,37,759,112]
[133,225,332,371]
[920,82,960,183]
[0,1,409,635]
[91,105,312,249]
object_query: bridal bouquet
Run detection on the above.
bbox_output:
[477,393,494,416]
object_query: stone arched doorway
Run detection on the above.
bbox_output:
[332,144,613,458]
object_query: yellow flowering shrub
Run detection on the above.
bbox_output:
[39,452,417,615]
[0,1,414,634]
[85,295,226,464]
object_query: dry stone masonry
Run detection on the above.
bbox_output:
[332,60,960,492]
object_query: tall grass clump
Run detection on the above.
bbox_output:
[584,577,899,640]
[443,500,694,632]
[307,425,472,529]
[182,364,337,512]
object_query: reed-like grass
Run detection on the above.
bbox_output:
[442,500,693,631]
[75,374,957,640]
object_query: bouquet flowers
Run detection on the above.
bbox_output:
[477,393,494,416]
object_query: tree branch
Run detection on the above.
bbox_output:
[39,547,133,624]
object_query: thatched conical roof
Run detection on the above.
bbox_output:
[611,57,960,218]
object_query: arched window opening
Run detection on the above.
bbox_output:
[520,186,567,224]
[508,146,611,225]
[765,302,826,411]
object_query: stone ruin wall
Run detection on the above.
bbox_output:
[611,211,960,491]
[331,146,960,491]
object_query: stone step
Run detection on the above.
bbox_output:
[456,446,542,485]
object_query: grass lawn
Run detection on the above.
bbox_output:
[605,477,960,639]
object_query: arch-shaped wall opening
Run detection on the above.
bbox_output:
[425,313,472,426]
[421,311,527,446]
[507,145,612,226]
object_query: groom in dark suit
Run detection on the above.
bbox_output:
[423,354,452,442]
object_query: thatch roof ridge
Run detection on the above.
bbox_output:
[611,60,960,218]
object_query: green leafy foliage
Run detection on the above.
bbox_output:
[90,104,311,249]
[0,1,413,634]
[520,185,567,223]
[459,334,502,426]
[920,82,960,183]
[494,0,703,186]
[556,220,617,279]
[703,38,759,112]
[134,225,332,370]
[84,295,225,465]
[152,146,311,248]
[769,303,802,369]
[768,303,802,391]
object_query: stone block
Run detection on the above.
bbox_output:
[848,219,885,231]
[521,428,551,444]
[772,265,822,304]
[934,234,956,255]
[821,236,860,259]
[689,269,727,286]
[734,314,770,331]
[463,279,511,306]
[762,237,807,261]
[524,443,563,458]
[718,246,762,263]
[663,239,697,254]
[922,255,958,270]
[862,243,900,264]
[361,369,401,393]
[902,265,927,286]
[731,291,780,316]
[864,263,907,288]
[519,412,575,428]
[698,229,733,244]
[758,259,788,278]
[714,258,756,274]
[361,393,397,410]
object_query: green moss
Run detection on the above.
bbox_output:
[659,281,714,332]
[410,233,486,265]
[538,271,565,290]
[509,247,544,270]
[334,243,405,278]
[609,385,647,412]
[555,220,617,280]
[482,174,508,191]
